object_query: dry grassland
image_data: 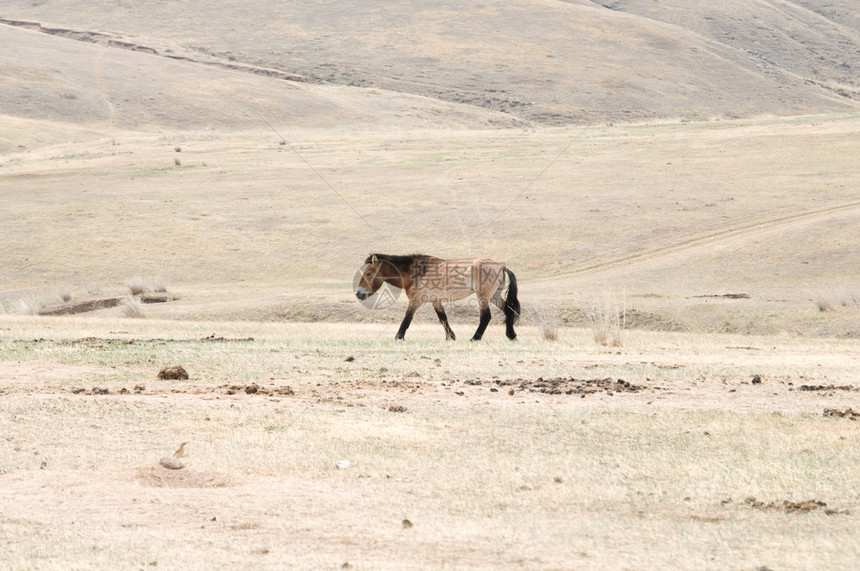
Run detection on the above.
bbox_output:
[0,317,859,570]
[2,115,859,337]
[2,2,860,569]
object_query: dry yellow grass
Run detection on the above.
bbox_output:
[1,317,858,569]
[2,115,859,336]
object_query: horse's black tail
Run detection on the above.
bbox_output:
[503,268,520,339]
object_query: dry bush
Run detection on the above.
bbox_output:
[126,276,169,296]
[122,295,144,318]
[14,295,41,316]
[151,277,169,293]
[59,290,72,303]
[126,276,149,296]
[813,289,859,312]
[584,293,626,347]
[525,302,559,341]
[88,283,101,296]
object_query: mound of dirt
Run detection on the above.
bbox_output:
[823,408,859,420]
[158,365,189,380]
[39,298,122,316]
[222,383,294,396]
[70,386,112,395]
[136,466,234,489]
[491,377,647,396]
[740,497,849,516]
[799,384,857,392]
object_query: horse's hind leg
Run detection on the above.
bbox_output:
[433,301,456,340]
[491,283,517,340]
[471,299,492,341]
[490,291,505,312]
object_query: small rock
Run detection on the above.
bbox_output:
[336,460,352,470]
[158,457,184,470]
[401,519,413,529]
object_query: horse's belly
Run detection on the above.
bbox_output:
[441,288,474,302]
[424,285,473,302]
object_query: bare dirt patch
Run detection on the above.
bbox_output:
[136,466,235,489]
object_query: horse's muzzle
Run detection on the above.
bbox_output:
[355,287,368,301]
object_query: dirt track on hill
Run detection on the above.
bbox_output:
[543,200,860,282]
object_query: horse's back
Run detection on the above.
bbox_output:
[406,257,505,302]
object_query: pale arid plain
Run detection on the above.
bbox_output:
[1,2,859,570]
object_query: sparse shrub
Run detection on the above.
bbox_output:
[813,289,859,312]
[174,157,182,166]
[526,302,559,341]
[15,294,41,316]
[88,283,101,296]
[59,290,72,303]
[584,294,626,347]
[122,295,144,318]
[151,277,169,293]
[126,276,149,296]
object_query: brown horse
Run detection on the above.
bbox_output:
[355,254,520,341]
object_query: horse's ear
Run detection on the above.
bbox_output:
[371,254,379,265]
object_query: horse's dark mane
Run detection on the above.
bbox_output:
[365,253,431,273]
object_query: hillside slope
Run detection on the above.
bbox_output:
[1,0,858,126]
[0,23,521,153]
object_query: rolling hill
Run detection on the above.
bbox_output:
[1,1,858,337]
[1,0,858,130]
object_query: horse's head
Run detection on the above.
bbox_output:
[355,254,384,300]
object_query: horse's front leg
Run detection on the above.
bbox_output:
[395,297,424,340]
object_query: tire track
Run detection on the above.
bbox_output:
[92,48,116,130]
[545,200,860,282]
